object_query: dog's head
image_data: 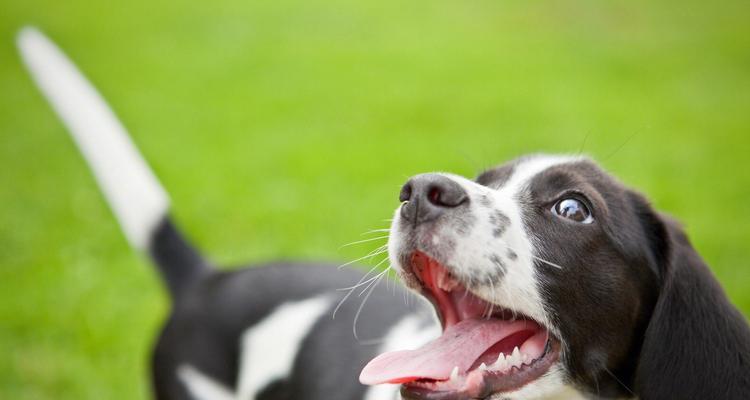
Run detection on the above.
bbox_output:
[361,154,750,399]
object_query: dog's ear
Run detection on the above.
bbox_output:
[634,212,750,399]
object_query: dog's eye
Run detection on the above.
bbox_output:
[552,198,593,224]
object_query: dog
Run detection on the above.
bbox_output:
[19,28,750,400]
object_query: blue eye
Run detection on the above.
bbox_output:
[552,198,593,224]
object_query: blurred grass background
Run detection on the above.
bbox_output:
[1,0,749,398]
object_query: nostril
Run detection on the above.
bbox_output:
[427,183,467,208]
[427,186,442,205]
[399,182,413,203]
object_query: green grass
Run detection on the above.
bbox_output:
[1,0,749,398]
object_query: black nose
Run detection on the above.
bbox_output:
[399,174,468,224]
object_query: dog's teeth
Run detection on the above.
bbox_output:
[450,366,459,381]
[522,353,530,364]
[509,347,521,367]
[478,362,488,371]
[492,353,508,371]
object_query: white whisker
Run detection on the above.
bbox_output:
[332,262,384,319]
[344,257,389,296]
[360,228,390,236]
[338,235,390,249]
[487,277,496,318]
[352,273,385,341]
[337,269,386,292]
[336,245,387,270]
[529,254,564,270]
[603,367,636,396]
[358,268,389,297]
[496,240,564,270]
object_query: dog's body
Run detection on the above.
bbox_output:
[149,219,437,400]
[19,28,750,400]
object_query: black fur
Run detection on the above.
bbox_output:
[478,158,750,399]
[148,217,210,299]
[634,215,750,399]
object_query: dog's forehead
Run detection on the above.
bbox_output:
[527,158,626,204]
[475,154,593,191]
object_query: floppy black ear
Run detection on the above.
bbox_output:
[634,214,750,399]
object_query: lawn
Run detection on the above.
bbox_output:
[1,0,749,398]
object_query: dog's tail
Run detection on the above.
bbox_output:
[16,27,209,299]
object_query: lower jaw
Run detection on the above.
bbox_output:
[400,339,561,400]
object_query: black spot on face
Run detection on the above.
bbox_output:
[489,210,510,238]
[478,194,492,208]
[506,249,518,260]
[488,253,506,274]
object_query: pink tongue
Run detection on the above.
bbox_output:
[360,318,527,385]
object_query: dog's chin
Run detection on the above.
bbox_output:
[362,250,561,400]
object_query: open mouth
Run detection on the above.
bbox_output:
[360,252,560,400]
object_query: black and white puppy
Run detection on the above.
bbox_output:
[362,156,750,400]
[20,28,750,400]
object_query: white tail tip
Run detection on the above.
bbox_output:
[17,26,169,250]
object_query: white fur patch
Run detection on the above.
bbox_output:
[477,155,582,332]
[176,296,332,400]
[17,27,169,250]
[177,364,234,400]
[236,295,333,399]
